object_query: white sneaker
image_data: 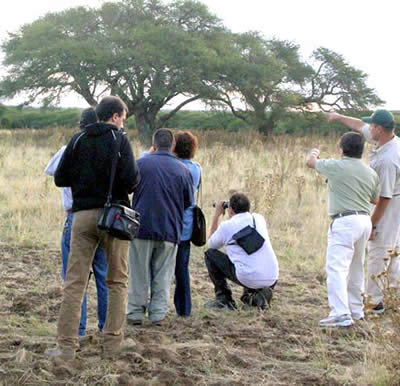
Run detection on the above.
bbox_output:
[351,313,365,321]
[319,314,353,327]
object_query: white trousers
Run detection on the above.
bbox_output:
[367,195,400,304]
[326,215,372,319]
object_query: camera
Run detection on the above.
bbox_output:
[212,201,229,209]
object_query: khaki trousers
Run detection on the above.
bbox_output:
[57,209,129,354]
[367,195,400,304]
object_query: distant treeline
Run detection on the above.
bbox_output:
[1,105,399,135]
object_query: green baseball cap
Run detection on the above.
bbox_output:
[362,109,395,128]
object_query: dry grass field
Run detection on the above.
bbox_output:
[0,128,399,385]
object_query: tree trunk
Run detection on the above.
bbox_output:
[134,112,157,146]
[254,109,274,136]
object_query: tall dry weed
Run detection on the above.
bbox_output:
[1,127,400,384]
[0,128,339,268]
[368,248,400,377]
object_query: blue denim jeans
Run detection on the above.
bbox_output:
[61,213,108,336]
[174,240,191,316]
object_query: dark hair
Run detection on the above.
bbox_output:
[153,128,175,150]
[174,131,199,159]
[339,132,365,158]
[79,107,98,130]
[95,96,128,122]
[229,193,250,214]
[382,122,395,132]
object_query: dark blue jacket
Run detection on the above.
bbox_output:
[132,151,193,243]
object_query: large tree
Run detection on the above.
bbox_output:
[207,32,383,135]
[0,0,223,142]
[1,0,383,139]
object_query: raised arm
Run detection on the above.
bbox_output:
[306,148,320,169]
[325,112,365,133]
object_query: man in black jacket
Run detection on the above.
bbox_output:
[46,96,140,360]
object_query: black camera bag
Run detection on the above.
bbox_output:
[230,216,265,254]
[97,131,140,241]
[98,203,140,241]
[190,168,206,247]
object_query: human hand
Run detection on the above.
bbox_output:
[308,148,320,159]
[213,201,226,217]
[148,145,156,153]
[325,112,342,123]
[369,228,377,240]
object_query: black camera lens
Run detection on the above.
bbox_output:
[212,201,229,209]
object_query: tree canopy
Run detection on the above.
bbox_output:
[206,32,383,135]
[0,0,383,139]
[1,0,224,142]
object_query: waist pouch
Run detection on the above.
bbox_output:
[229,215,265,254]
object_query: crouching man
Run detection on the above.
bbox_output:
[205,193,279,310]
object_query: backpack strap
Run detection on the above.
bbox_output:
[72,132,86,151]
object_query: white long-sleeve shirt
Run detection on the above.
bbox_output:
[44,146,73,211]
[208,212,279,288]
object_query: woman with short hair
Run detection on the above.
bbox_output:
[173,131,201,317]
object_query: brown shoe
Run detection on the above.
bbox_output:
[103,338,136,359]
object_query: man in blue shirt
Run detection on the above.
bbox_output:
[127,129,193,325]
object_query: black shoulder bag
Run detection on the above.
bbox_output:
[229,215,265,255]
[190,167,207,247]
[97,132,140,241]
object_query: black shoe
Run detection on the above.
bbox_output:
[205,299,236,310]
[242,287,272,310]
[258,287,273,307]
[240,288,252,305]
[127,318,143,326]
[151,318,166,326]
[372,302,385,315]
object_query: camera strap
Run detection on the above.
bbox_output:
[194,162,203,208]
[105,130,123,206]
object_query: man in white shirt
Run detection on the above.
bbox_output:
[326,109,400,314]
[205,193,279,310]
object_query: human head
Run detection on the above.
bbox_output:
[339,132,365,159]
[173,131,199,159]
[79,107,98,130]
[362,109,395,141]
[229,193,250,215]
[152,128,175,151]
[362,109,395,131]
[95,96,128,129]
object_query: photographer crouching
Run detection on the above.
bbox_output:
[205,193,279,310]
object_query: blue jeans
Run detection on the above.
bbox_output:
[174,240,191,316]
[61,213,108,336]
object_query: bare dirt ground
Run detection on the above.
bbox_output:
[0,244,393,386]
